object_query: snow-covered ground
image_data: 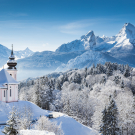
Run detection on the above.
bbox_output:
[19,130,55,135]
[0,101,99,135]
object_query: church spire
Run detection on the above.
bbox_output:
[7,44,17,70]
[11,44,13,56]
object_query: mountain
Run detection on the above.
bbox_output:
[109,23,135,53]
[0,45,34,67]
[14,47,34,59]
[56,23,135,71]
[0,44,11,68]
[17,51,85,70]
[56,50,130,72]
[56,31,96,52]
[2,23,135,80]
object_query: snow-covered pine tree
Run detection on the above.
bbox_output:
[100,96,120,135]
[3,106,18,135]
[106,64,113,77]
[35,78,42,107]
[124,64,130,77]
[85,67,87,78]
[121,80,124,88]
[100,107,108,134]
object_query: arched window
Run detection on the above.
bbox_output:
[10,89,11,97]
[4,90,5,97]
[10,74,12,76]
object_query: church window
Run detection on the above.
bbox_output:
[10,89,11,97]
[4,90,5,97]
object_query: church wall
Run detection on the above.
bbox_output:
[7,84,18,102]
[7,70,17,80]
[0,89,7,102]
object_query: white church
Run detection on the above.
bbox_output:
[0,45,19,102]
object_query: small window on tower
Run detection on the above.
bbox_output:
[10,74,12,76]
[4,90,5,97]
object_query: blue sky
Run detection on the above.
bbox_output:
[0,0,135,52]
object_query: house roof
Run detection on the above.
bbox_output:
[0,69,19,85]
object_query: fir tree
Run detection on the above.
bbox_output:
[100,96,120,135]
[3,107,18,135]
[124,64,130,77]
[121,80,124,88]
[100,107,108,134]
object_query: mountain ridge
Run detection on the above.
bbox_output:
[1,23,135,80]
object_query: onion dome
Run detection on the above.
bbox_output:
[7,44,17,69]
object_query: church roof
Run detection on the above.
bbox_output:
[0,84,7,89]
[0,69,19,85]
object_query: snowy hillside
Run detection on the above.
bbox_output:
[19,130,55,135]
[17,51,85,70]
[0,101,99,135]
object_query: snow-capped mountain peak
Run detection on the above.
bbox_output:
[56,30,96,53]
[116,23,135,44]
[24,47,31,51]
[108,23,135,53]
[85,30,94,37]
[14,47,34,59]
[81,30,96,49]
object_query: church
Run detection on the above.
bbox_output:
[0,45,19,102]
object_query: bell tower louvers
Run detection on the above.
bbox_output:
[7,44,17,80]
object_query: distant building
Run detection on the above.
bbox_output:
[0,45,19,102]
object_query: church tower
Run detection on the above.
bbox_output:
[0,44,19,103]
[7,44,17,80]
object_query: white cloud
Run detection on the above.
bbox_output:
[59,19,94,35]
[58,17,123,35]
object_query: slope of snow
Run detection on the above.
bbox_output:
[56,31,96,53]
[0,101,49,122]
[17,51,85,70]
[55,50,105,72]
[19,130,55,135]
[0,101,99,135]
[51,113,99,135]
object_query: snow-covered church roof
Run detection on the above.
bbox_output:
[0,69,19,84]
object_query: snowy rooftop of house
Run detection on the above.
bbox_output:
[0,69,19,85]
